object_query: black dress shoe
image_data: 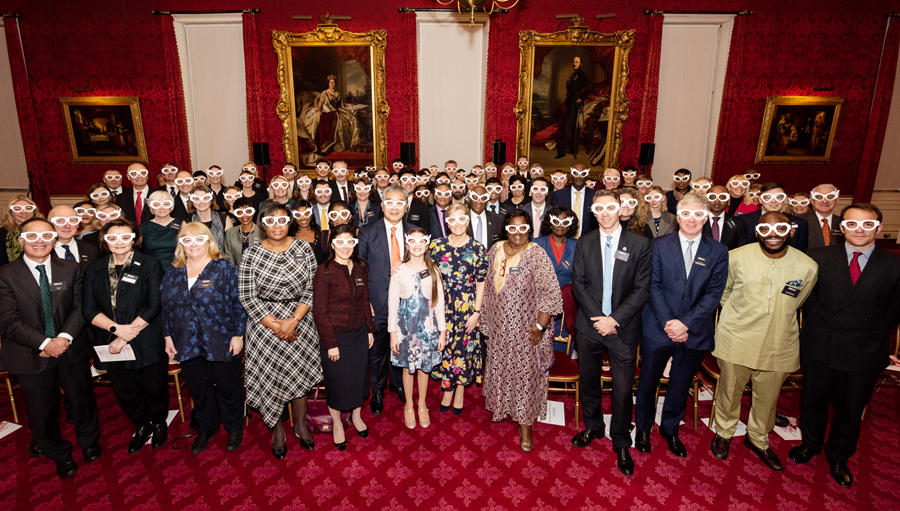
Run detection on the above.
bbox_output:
[225,431,243,452]
[28,434,43,458]
[128,424,153,454]
[293,425,315,450]
[615,447,634,476]
[788,444,818,464]
[660,430,687,458]
[272,442,288,460]
[370,389,384,415]
[151,421,168,449]
[635,429,651,453]
[439,404,451,414]
[191,433,215,455]
[348,418,369,438]
[82,443,102,463]
[828,458,853,488]
[710,434,731,460]
[334,440,347,451]
[453,407,463,417]
[55,458,77,479]
[571,428,603,448]
[743,436,784,472]
[389,385,407,404]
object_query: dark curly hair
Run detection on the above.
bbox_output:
[539,205,579,238]
[256,201,297,236]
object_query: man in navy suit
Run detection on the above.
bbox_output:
[549,162,597,237]
[118,163,153,225]
[742,181,809,252]
[634,193,729,459]
[429,184,452,239]
[358,186,413,414]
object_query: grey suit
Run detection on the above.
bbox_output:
[801,212,843,250]
[646,211,676,238]
[222,225,264,268]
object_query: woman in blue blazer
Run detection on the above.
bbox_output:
[533,206,579,342]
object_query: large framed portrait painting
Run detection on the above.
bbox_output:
[273,16,389,169]
[59,96,148,164]
[755,96,845,164]
[515,17,634,170]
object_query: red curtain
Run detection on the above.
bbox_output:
[4,19,51,213]
[243,12,265,162]
[855,19,900,203]
[637,14,664,176]
[159,15,192,170]
[483,13,520,163]
[710,15,747,185]
[399,11,419,165]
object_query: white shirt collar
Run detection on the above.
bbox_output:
[23,255,52,283]
[384,218,405,257]
[54,240,79,259]
[815,211,833,225]
[679,230,702,246]
[133,185,150,194]
[710,211,726,222]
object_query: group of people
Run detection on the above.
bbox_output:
[0,158,897,493]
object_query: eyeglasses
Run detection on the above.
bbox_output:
[50,216,80,226]
[551,176,567,183]
[20,232,57,242]
[502,167,516,175]
[691,183,711,192]
[417,177,429,184]
[90,191,111,199]
[485,167,497,173]
[193,177,207,184]
[179,235,209,246]
[394,163,406,169]
[465,177,479,184]
[789,198,810,207]
[149,200,174,209]
[531,186,549,194]
[389,177,398,183]
[270,182,290,190]
[241,166,256,172]
[75,207,96,216]
[374,175,389,181]
[471,169,484,176]
[239,176,255,183]
[604,176,620,183]
[468,192,490,202]
[105,174,122,182]
[415,190,430,198]
[95,210,121,221]
[434,190,452,199]
[436,178,450,185]
[549,215,573,227]
[749,191,760,199]
[355,184,372,193]
[314,189,332,196]
[332,238,359,248]
[444,167,457,172]
[261,216,291,226]
[281,167,296,175]
[104,233,136,244]
[841,219,880,231]
[620,198,638,208]
[761,192,787,203]
[530,169,544,176]
[399,176,416,184]
[622,171,637,177]
[404,235,431,247]
[383,200,406,209]
[517,161,529,166]
[486,185,502,193]
[327,210,352,221]
[234,207,256,217]
[207,170,224,177]
[446,215,469,226]
[365,166,377,171]
[224,192,242,201]
[127,169,148,178]
[644,193,663,202]
[570,168,590,178]
[292,209,313,219]
[9,204,36,213]
[706,193,730,202]
[451,184,466,192]
[316,164,330,170]
[162,167,178,174]
[676,209,709,220]
[730,179,750,188]
[636,180,653,187]
[755,223,791,236]
[297,178,312,186]
[333,168,348,176]
[673,175,691,183]
[590,203,621,214]
[744,173,761,180]
[174,178,195,186]
[189,194,213,204]
[509,184,525,192]
[505,224,530,234]
[810,191,839,201]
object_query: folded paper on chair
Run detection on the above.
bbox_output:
[93,344,136,362]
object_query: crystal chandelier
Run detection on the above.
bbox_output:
[436,0,520,26]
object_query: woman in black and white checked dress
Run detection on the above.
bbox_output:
[239,203,322,459]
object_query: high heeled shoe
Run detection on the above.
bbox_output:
[439,404,451,414]
[272,442,288,460]
[453,406,463,417]
[334,440,348,451]
[293,424,315,451]
[347,417,369,438]
[418,408,431,429]
[404,409,416,430]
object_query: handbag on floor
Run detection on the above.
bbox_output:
[305,387,349,433]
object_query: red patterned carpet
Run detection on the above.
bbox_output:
[1,380,899,511]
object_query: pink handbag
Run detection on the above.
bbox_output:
[305,387,349,433]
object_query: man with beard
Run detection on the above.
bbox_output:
[450,179,467,203]
[710,211,818,472]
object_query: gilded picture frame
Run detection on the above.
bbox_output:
[273,15,389,170]
[59,96,148,165]
[515,17,634,171]
[754,95,845,164]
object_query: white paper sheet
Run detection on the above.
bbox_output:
[774,424,802,441]
[93,344,136,362]
[0,421,22,440]
[655,396,685,426]
[603,414,637,443]
[702,417,747,436]
[537,400,566,426]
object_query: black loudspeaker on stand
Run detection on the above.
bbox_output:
[639,143,655,174]
[491,139,506,167]
[400,142,416,168]
[252,142,270,184]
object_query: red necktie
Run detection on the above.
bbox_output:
[822,218,830,245]
[135,191,142,224]
[849,251,862,284]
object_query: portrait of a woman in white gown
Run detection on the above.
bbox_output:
[296,74,368,166]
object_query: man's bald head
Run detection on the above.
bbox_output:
[48,205,79,243]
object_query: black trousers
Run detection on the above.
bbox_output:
[106,357,169,429]
[556,104,579,157]
[634,340,705,436]
[578,332,637,449]
[369,323,403,393]
[15,356,100,462]
[799,355,881,462]
[181,356,244,435]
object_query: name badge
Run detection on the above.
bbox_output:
[727,219,735,229]
[417,269,430,280]
[170,222,181,230]
[509,267,522,275]
[356,278,365,287]
[411,214,420,221]
[791,223,798,229]
[121,273,138,284]
[132,260,141,266]
[294,254,306,262]
[50,282,67,292]
[198,279,214,288]
[252,237,261,245]
[561,260,570,269]
[80,255,89,262]
[781,285,799,298]
[694,257,707,267]
[615,250,629,262]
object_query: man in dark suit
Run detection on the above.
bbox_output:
[556,56,589,159]
[48,206,98,270]
[665,169,692,213]
[0,219,101,479]
[549,163,597,237]
[571,189,651,476]
[102,169,124,196]
[466,186,503,250]
[789,204,900,488]
[332,161,353,202]
[169,169,195,221]
[801,183,843,250]
[430,184,453,239]
[635,194,729,459]
[484,178,508,216]
[159,163,180,198]
[703,185,748,250]
[524,178,551,234]
[358,186,414,414]
[312,180,334,228]
[742,181,809,252]
[117,163,154,225]
[397,169,431,232]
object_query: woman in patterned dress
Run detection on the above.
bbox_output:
[239,202,321,460]
[482,210,563,452]
[389,228,447,430]
[429,203,486,416]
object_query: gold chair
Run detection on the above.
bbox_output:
[653,364,702,431]
[548,316,581,429]
[1,370,18,424]
[168,360,187,422]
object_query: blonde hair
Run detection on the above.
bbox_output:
[171,222,225,268]
[746,183,762,206]
[2,195,43,231]
[725,174,748,195]
[647,185,667,213]
[268,175,288,200]
[445,202,469,217]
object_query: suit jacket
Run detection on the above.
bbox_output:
[170,192,191,222]
[465,210,504,250]
[534,235,577,286]
[332,181,353,203]
[485,201,508,216]
[642,233,729,351]
[701,213,748,251]
[741,209,810,252]
[118,187,153,225]
[429,205,449,239]
[549,186,598,235]
[404,198,431,232]
[359,220,416,325]
[312,202,332,229]
[51,239,99,271]
[801,212,844,250]
[571,229,651,345]
[0,256,88,374]
[222,225,264,268]
[646,211,677,238]
[800,245,900,374]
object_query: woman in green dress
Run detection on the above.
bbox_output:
[139,190,181,270]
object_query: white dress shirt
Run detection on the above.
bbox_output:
[530,202,545,234]
[815,211,834,230]
[599,225,622,274]
[709,212,726,241]
[22,255,74,349]
[487,200,502,215]
[336,181,350,201]
[54,240,80,261]
[133,185,150,211]
[109,186,123,196]
[384,218,405,259]
[470,210,488,247]
[179,193,190,212]
[679,231,701,276]
[571,187,586,237]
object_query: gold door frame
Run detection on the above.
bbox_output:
[273,15,389,169]
[514,17,634,170]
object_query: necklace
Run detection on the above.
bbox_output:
[240,230,252,242]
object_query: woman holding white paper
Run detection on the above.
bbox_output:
[82,218,167,454]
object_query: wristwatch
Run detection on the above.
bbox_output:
[109,324,118,333]
[535,323,545,333]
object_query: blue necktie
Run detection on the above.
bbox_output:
[602,235,613,316]
[62,245,76,262]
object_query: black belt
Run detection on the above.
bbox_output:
[260,297,301,304]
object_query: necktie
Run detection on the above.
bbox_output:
[62,245,76,262]
[169,186,176,198]
[822,218,831,245]
[712,217,720,242]
[341,186,347,201]
[390,226,401,267]
[476,215,483,244]
[36,265,55,337]
[573,191,582,238]
[135,191,143,224]
[489,204,497,214]
[321,207,329,230]
[438,208,446,237]
[684,240,694,278]
[602,235,613,316]
[850,251,862,284]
